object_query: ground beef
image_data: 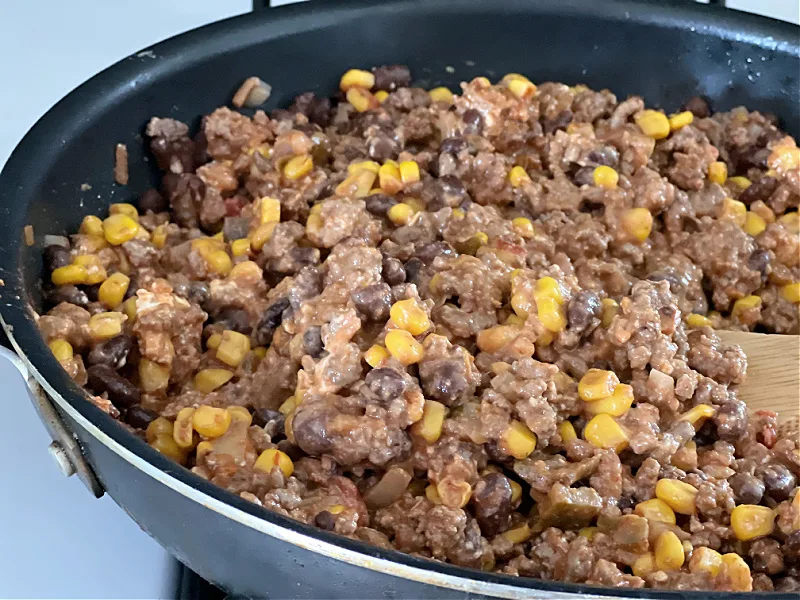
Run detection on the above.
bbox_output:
[37,66,800,592]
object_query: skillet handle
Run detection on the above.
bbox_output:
[0,346,105,498]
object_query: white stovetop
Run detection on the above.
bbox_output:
[0,1,795,598]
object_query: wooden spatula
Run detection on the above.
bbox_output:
[716,330,799,438]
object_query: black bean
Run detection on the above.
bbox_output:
[416,242,455,265]
[543,110,573,134]
[731,145,770,172]
[739,176,778,205]
[748,249,771,280]
[87,334,134,370]
[124,275,139,301]
[682,96,711,118]
[404,258,423,285]
[216,307,252,335]
[302,326,324,358]
[83,284,101,303]
[86,364,140,408]
[252,408,284,430]
[291,92,331,127]
[756,464,797,501]
[255,297,290,346]
[472,472,514,537]
[420,360,466,405]
[125,405,158,429]
[150,136,195,174]
[161,173,206,228]
[43,245,71,272]
[314,510,336,531]
[784,531,800,565]
[291,409,332,455]
[586,146,619,167]
[568,290,601,332]
[276,439,304,461]
[440,137,467,155]
[730,472,765,505]
[138,189,168,214]
[365,368,407,403]
[573,165,596,187]
[373,65,411,92]
[365,193,397,216]
[284,247,320,272]
[351,283,392,321]
[223,217,251,242]
[461,109,484,135]
[188,281,210,307]
[47,285,89,308]
[714,400,749,442]
[382,257,406,286]
[367,136,398,163]
[193,131,210,167]
[310,132,333,165]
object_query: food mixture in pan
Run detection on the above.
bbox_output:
[37,66,799,592]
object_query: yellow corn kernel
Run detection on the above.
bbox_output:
[584,383,634,417]
[749,202,774,224]
[451,207,465,219]
[655,530,685,571]
[339,68,375,91]
[249,221,277,252]
[731,295,761,320]
[80,215,104,236]
[378,162,403,194]
[109,203,139,222]
[146,417,173,442]
[81,234,108,252]
[428,87,454,104]
[501,420,537,460]
[88,312,124,340]
[558,421,577,443]
[769,143,800,173]
[708,161,728,185]
[686,313,713,328]
[390,298,431,336]
[150,433,186,463]
[425,484,442,504]
[668,111,694,131]
[721,197,747,227]
[601,298,618,328]
[728,176,752,189]
[511,217,534,238]
[721,553,752,592]
[327,504,347,515]
[476,325,518,353]
[346,87,376,112]
[502,523,531,544]
[509,166,530,188]
[226,406,252,426]
[278,396,297,416]
[387,203,415,226]
[216,330,251,368]
[583,413,628,452]
[205,250,232,277]
[509,479,522,504]
[206,333,222,351]
[505,314,525,327]
[436,479,472,508]
[228,260,262,282]
[49,339,74,362]
[336,168,377,198]
[384,329,424,365]
[231,239,251,258]
[195,440,214,460]
[678,404,715,429]
[578,527,597,541]
[122,296,137,323]
[190,405,232,438]
[139,358,170,393]
[473,76,491,88]
[411,400,446,444]
[364,345,389,368]
[536,296,566,333]
[252,346,267,360]
[502,73,531,84]
[151,224,168,249]
[51,264,87,286]
[593,165,619,189]
[97,272,130,309]
[655,479,698,515]
[457,231,489,256]
[635,498,677,525]
[374,90,389,103]
[635,110,670,139]
[399,161,420,185]
[172,407,196,449]
[578,369,620,402]
[102,214,139,245]
[284,153,313,179]
[779,211,800,233]
[347,161,380,175]
[405,197,426,214]
[194,368,234,394]
[632,553,656,578]
[255,448,294,478]
[507,78,536,99]
[72,254,108,285]
[730,504,775,541]
[780,282,800,303]
[621,207,654,242]
[536,276,565,304]
[259,197,281,224]
[689,547,723,577]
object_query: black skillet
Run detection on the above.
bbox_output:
[0,1,798,598]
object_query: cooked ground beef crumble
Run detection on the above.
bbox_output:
[38,66,799,592]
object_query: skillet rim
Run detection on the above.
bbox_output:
[0,1,797,596]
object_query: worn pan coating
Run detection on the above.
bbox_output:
[0,1,798,597]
